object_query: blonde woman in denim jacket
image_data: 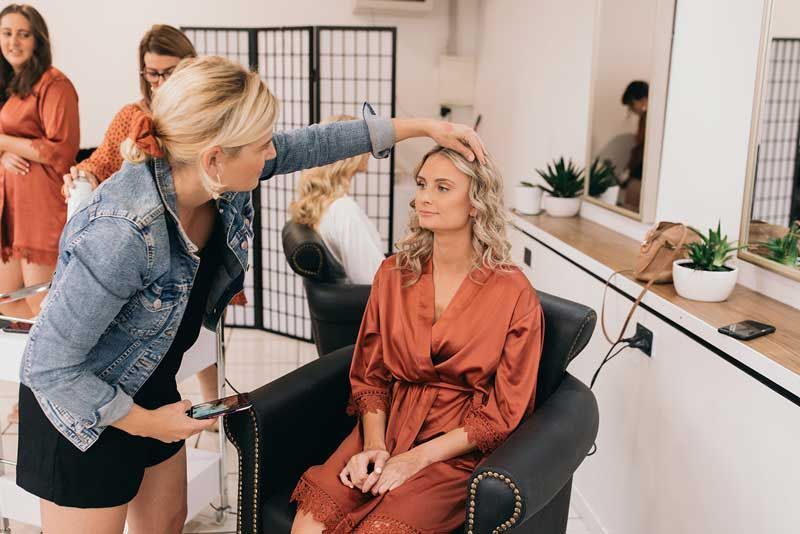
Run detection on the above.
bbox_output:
[16,55,486,534]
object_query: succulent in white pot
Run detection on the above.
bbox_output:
[536,158,585,217]
[588,157,621,205]
[673,223,745,302]
[513,180,543,215]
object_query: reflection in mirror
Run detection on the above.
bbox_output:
[586,0,674,219]
[742,0,800,274]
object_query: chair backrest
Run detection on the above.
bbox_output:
[282,220,347,283]
[535,291,596,407]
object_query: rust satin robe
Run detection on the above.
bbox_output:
[0,67,79,265]
[292,257,544,533]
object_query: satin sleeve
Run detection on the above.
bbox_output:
[463,289,544,453]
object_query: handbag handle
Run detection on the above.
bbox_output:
[599,224,689,345]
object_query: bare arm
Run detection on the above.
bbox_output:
[0,134,47,163]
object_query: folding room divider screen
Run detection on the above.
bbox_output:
[182,26,396,341]
[753,37,800,227]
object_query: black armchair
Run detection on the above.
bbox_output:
[224,291,599,534]
[281,220,371,356]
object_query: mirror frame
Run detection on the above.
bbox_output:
[583,0,677,222]
[738,0,800,282]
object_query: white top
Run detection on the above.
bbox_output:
[318,195,385,285]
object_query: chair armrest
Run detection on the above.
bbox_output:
[224,345,355,534]
[466,374,599,533]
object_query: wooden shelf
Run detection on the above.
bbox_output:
[513,213,800,378]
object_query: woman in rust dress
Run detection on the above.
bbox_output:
[0,4,78,319]
[291,146,545,533]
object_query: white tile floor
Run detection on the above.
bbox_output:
[0,328,591,533]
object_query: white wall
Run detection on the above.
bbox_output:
[589,0,657,171]
[770,0,800,37]
[472,0,595,196]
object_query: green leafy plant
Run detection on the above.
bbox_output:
[588,158,620,197]
[519,180,538,188]
[761,221,800,267]
[535,157,585,198]
[683,222,744,272]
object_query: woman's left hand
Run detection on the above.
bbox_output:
[369,448,430,496]
[425,120,487,165]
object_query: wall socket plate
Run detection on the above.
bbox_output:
[633,323,653,357]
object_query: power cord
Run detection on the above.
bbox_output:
[587,328,653,457]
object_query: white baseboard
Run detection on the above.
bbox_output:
[571,485,609,534]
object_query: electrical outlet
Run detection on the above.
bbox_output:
[631,323,653,357]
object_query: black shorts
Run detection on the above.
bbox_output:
[15,382,184,509]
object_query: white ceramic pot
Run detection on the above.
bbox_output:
[672,259,738,302]
[514,185,543,215]
[599,185,620,205]
[544,196,582,217]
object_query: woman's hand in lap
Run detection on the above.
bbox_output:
[339,448,390,491]
[369,448,430,496]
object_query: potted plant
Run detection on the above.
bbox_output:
[760,221,799,268]
[536,157,585,217]
[673,222,744,302]
[513,180,543,215]
[588,157,620,205]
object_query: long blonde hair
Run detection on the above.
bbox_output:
[395,146,512,284]
[121,55,279,198]
[289,114,369,228]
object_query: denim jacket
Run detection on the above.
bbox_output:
[20,103,394,451]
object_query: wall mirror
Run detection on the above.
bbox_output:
[584,0,676,221]
[740,0,800,281]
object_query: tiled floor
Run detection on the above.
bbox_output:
[0,328,591,533]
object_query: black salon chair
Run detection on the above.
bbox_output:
[281,220,371,356]
[224,291,599,533]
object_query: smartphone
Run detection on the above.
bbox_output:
[3,321,32,334]
[718,320,776,341]
[187,393,252,419]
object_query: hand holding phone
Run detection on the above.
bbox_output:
[187,393,252,420]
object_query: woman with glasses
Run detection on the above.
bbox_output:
[62,24,195,194]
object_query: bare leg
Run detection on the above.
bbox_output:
[127,446,188,534]
[40,498,127,534]
[0,257,33,318]
[291,509,326,534]
[20,258,56,315]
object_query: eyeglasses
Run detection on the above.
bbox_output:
[140,68,175,83]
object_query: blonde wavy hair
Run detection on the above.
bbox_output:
[289,114,369,228]
[395,146,512,284]
[121,55,279,198]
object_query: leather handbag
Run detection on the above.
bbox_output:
[601,222,695,345]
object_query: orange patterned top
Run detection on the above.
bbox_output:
[75,101,146,182]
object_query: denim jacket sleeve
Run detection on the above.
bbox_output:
[260,102,395,180]
[20,216,148,429]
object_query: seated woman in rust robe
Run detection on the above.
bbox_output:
[290,146,545,533]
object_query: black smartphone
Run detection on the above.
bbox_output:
[187,393,252,419]
[3,321,32,334]
[718,320,776,341]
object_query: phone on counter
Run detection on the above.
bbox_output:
[718,320,776,341]
[187,393,252,419]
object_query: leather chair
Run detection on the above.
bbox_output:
[281,220,371,356]
[224,291,599,533]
